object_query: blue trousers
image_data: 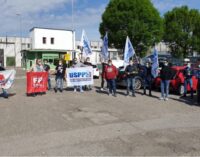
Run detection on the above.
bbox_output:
[184,78,193,97]
[126,77,135,94]
[1,88,8,98]
[107,79,116,94]
[161,80,170,98]
[55,77,63,90]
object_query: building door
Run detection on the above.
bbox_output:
[0,49,4,66]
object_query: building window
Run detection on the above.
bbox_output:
[43,37,46,44]
[51,38,54,44]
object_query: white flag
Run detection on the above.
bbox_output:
[124,36,135,64]
[101,32,109,60]
[0,70,16,89]
[151,48,159,78]
[80,30,92,56]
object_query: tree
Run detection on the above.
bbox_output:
[99,0,163,57]
[164,6,200,58]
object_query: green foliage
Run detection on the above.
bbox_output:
[99,0,163,57]
[164,6,200,58]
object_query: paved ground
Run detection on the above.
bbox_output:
[0,69,200,156]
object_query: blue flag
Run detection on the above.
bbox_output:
[151,48,159,78]
[81,30,92,56]
[124,36,135,64]
[101,32,109,60]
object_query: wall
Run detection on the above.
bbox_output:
[31,28,75,51]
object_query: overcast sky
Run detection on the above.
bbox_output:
[0,0,200,41]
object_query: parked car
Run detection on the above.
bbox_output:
[92,64,100,79]
[153,66,198,95]
[116,65,144,90]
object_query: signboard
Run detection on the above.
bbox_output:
[26,72,48,94]
[0,70,16,89]
[64,53,71,61]
[66,67,93,87]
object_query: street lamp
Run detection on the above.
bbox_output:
[16,13,22,67]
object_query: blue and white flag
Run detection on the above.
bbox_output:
[80,30,92,56]
[101,32,109,60]
[124,36,135,64]
[151,48,159,78]
[0,69,16,89]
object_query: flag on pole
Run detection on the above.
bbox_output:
[101,32,109,60]
[151,48,159,78]
[124,36,135,64]
[80,30,92,56]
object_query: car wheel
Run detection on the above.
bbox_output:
[135,78,142,90]
[178,85,184,95]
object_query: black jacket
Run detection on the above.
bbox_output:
[160,65,174,80]
[125,64,139,78]
[0,66,5,71]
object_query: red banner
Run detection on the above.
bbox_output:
[26,72,48,94]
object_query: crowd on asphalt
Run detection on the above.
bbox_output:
[0,57,200,106]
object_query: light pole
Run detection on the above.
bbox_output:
[16,13,22,67]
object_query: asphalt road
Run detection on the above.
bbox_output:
[0,69,200,156]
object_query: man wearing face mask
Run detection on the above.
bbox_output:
[104,59,118,97]
[143,61,153,96]
[54,60,66,93]
[84,57,93,91]
[159,59,173,101]
[125,59,139,97]
[182,62,194,99]
[31,59,44,72]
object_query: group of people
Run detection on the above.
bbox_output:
[1,57,200,106]
[100,58,200,105]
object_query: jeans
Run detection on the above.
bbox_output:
[161,80,170,98]
[126,77,135,95]
[48,75,51,90]
[55,77,63,90]
[184,78,193,97]
[143,78,152,95]
[101,75,105,89]
[107,79,116,94]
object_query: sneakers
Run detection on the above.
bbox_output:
[100,88,104,91]
[54,88,57,93]
[164,97,169,101]
[132,94,136,97]
[74,88,77,92]
[159,97,164,100]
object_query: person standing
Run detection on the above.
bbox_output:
[104,60,118,97]
[84,57,93,91]
[43,60,51,90]
[54,60,66,93]
[30,59,44,72]
[100,60,108,91]
[159,60,173,101]
[196,64,200,105]
[182,62,194,99]
[143,61,153,96]
[72,58,86,93]
[125,60,139,97]
[0,65,8,98]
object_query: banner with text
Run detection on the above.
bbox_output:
[66,67,93,87]
[0,70,16,89]
[26,72,48,94]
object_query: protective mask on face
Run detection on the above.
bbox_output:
[187,64,191,68]
[198,65,200,68]
[59,63,62,65]
[108,63,112,66]
[164,63,168,66]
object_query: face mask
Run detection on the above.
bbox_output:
[187,64,191,68]
[198,65,200,68]
[59,63,62,65]
[108,63,112,66]
[130,63,133,66]
[146,64,149,67]
[74,61,77,64]
[164,63,168,66]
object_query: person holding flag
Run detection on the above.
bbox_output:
[0,65,8,98]
[124,36,138,97]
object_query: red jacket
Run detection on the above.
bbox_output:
[104,65,118,80]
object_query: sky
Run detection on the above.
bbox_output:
[0,0,200,41]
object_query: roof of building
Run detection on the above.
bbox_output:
[23,49,74,53]
[29,27,74,32]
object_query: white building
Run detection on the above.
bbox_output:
[0,37,30,67]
